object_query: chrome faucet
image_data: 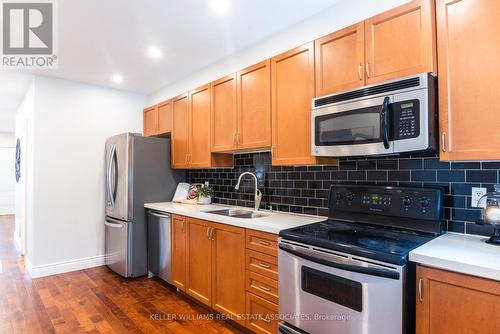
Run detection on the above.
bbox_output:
[235,172,262,211]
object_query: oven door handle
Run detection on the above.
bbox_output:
[279,243,400,280]
[381,96,391,149]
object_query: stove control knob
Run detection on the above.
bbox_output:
[347,192,355,201]
[335,192,342,201]
[402,196,413,207]
[420,197,430,208]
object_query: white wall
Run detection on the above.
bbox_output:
[24,76,145,277]
[147,0,410,105]
[0,132,15,215]
[15,80,35,256]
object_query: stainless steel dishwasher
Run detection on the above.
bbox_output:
[147,210,172,284]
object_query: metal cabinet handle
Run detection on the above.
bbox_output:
[258,284,271,292]
[441,132,446,152]
[258,262,270,269]
[207,227,212,240]
[182,221,185,233]
[211,228,216,241]
[358,63,363,81]
[258,240,270,246]
[260,316,271,324]
[418,277,424,302]
[365,62,371,79]
[236,133,241,145]
[233,133,237,145]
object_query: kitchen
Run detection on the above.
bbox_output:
[1,0,499,333]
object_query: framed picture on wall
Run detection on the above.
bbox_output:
[15,138,21,183]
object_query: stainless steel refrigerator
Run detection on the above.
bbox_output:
[104,133,185,278]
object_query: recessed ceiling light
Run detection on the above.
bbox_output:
[148,47,162,58]
[210,0,230,15]
[112,74,123,84]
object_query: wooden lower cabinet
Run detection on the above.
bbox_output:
[246,292,279,334]
[171,217,279,333]
[211,222,246,326]
[416,265,500,334]
[185,217,213,305]
[171,215,187,290]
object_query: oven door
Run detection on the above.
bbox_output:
[312,95,394,157]
[278,240,405,334]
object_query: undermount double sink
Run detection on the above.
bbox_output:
[204,208,269,219]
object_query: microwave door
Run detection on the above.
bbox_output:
[312,95,394,157]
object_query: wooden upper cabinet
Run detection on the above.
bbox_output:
[315,22,365,96]
[171,93,190,168]
[143,105,158,137]
[271,43,316,166]
[186,218,213,306]
[237,60,272,150]
[364,0,436,84]
[157,100,172,135]
[171,215,187,291]
[437,0,500,161]
[211,75,238,152]
[189,85,212,167]
[211,223,246,326]
[416,265,500,334]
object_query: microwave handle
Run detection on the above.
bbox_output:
[381,96,391,149]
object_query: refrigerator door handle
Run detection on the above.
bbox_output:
[111,146,118,204]
[107,144,116,207]
[105,221,124,229]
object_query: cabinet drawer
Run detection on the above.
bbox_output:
[246,229,278,256]
[246,250,278,280]
[246,270,278,304]
[246,292,279,334]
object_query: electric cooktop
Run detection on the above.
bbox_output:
[279,184,444,265]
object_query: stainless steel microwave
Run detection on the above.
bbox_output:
[311,73,437,157]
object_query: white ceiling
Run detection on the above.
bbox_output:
[22,0,342,94]
[0,73,33,133]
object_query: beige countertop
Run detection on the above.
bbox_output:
[144,202,326,234]
[410,232,500,281]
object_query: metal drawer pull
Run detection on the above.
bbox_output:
[207,227,212,240]
[257,240,270,246]
[260,316,271,324]
[358,63,362,80]
[365,62,371,78]
[258,284,271,292]
[418,277,424,302]
[258,262,270,269]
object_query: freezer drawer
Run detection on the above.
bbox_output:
[147,211,172,284]
[105,218,130,277]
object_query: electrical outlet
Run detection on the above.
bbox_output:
[471,187,487,208]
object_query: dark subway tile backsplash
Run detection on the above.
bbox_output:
[187,152,500,237]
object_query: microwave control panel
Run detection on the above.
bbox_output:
[392,99,420,140]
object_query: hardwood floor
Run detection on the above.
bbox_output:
[0,215,245,334]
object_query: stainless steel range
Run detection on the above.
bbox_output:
[278,184,443,334]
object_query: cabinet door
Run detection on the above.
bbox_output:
[271,43,316,166]
[211,75,237,152]
[157,100,172,135]
[437,0,500,161]
[143,105,158,137]
[171,94,190,168]
[211,223,246,325]
[186,218,212,306]
[189,85,212,168]
[315,22,365,96]
[416,265,500,334]
[237,60,272,150]
[171,215,186,291]
[364,0,436,84]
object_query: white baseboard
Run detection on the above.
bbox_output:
[27,254,106,278]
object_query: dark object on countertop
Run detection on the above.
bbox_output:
[475,220,500,245]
